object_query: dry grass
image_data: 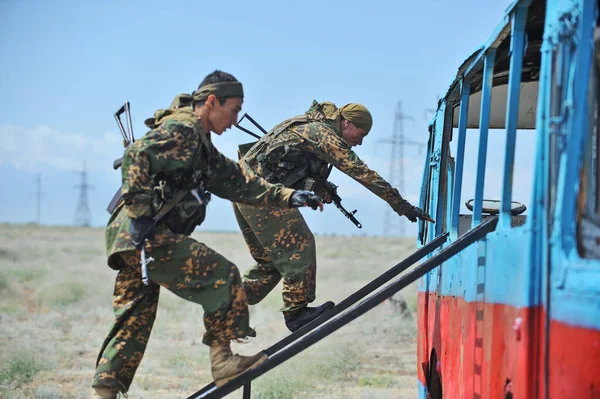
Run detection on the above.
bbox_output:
[0,223,419,398]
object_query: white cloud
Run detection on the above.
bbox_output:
[0,125,122,172]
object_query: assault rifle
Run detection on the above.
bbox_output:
[110,102,134,170]
[236,113,362,229]
[106,102,134,213]
[323,181,362,229]
[108,102,154,286]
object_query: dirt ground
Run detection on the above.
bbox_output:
[0,224,420,399]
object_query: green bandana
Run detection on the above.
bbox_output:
[339,103,373,133]
[192,82,244,102]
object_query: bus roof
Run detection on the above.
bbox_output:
[439,0,543,130]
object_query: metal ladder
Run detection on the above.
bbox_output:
[188,216,498,399]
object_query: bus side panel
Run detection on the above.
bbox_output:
[419,291,600,398]
[418,292,542,398]
[547,316,600,397]
[419,228,542,398]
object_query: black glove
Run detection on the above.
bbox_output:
[129,216,157,249]
[405,206,435,223]
[290,190,323,210]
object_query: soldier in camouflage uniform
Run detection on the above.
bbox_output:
[91,71,323,398]
[234,100,434,332]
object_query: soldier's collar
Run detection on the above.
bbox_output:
[329,116,342,136]
[195,116,213,148]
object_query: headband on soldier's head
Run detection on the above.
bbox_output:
[192,81,244,102]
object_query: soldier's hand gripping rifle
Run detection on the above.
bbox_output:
[235,113,363,229]
[323,181,362,229]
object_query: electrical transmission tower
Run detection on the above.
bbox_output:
[30,174,44,224]
[380,101,425,236]
[74,161,94,227]
[36,174,42,224]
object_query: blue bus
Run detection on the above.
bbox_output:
[417,0,600,397]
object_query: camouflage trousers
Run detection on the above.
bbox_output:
[233,203,317,313]
[92,234,252,393]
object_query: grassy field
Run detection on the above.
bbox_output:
[0,224,420,399]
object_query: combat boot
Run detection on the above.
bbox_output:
[210,344,268,387]
[284,301,335,332]
[90,386,120,399]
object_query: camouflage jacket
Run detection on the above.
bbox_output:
[106,107,294,269]
[240,100,413,216]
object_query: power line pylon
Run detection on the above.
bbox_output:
[36,174,42,224]
[379,101,425,236]
[74,161,94,227]
[30,173,44,224]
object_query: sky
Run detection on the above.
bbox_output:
[0,0,527,237]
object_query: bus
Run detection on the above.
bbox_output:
[417,0,600,397]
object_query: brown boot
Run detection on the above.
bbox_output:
[90,386,119,399]
[210,344,268,387]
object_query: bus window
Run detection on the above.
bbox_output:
[450,126,533,236]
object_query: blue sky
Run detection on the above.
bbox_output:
[0,0,525,236]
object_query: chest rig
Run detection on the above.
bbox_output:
[152,128,214,236]
[244,102,338,191]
